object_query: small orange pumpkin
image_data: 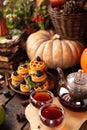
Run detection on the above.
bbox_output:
[80,48,87,73]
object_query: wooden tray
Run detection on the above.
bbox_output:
[25,97,87,130]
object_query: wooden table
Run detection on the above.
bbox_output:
[0,71,32,130]
[0,66,80,130]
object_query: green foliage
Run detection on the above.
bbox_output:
[3,0,35,29]
[26,79,35,90]
[3,0,52,31]
[25,60,30,63]
[9,29,22,35]
[34,5,52,30]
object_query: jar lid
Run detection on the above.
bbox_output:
[67,69,87,86]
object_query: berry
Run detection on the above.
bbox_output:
[20,78,26,84]
[29,89,34,93]
[21,64,27,68]
[3,90,11,98]
[13,71,17,76]
[36,71,42,77]
[37,82,43,87]
[35,56,41,61]
[14,84,20,90]
[26,75,31,80]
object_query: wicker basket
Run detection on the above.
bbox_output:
[48,5,87,41]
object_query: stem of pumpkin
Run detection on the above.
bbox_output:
[52,34,60,40]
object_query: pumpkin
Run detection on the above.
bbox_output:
[80,48,87,73]
[26,30,85,69]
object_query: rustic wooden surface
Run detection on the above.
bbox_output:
[0,65,80,130]
[0,0,86,129]
[0,73,30,130]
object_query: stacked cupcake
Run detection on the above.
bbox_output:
[11,63,30,92]
[29,56,49,91]
[11,56,55,93]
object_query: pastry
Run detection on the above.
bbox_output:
[17,63,29,75]
[20,84,30,93]
[11,79,20,86]
[34,80,49,91]
[11,71,22,80]
[29,69,37,75]
[11,56,54,93]
[29,56,47,71]
[31,71,47,82]
[11,71,22,86]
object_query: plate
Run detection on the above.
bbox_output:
[9,72,56,96]
[9,81,30,96]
